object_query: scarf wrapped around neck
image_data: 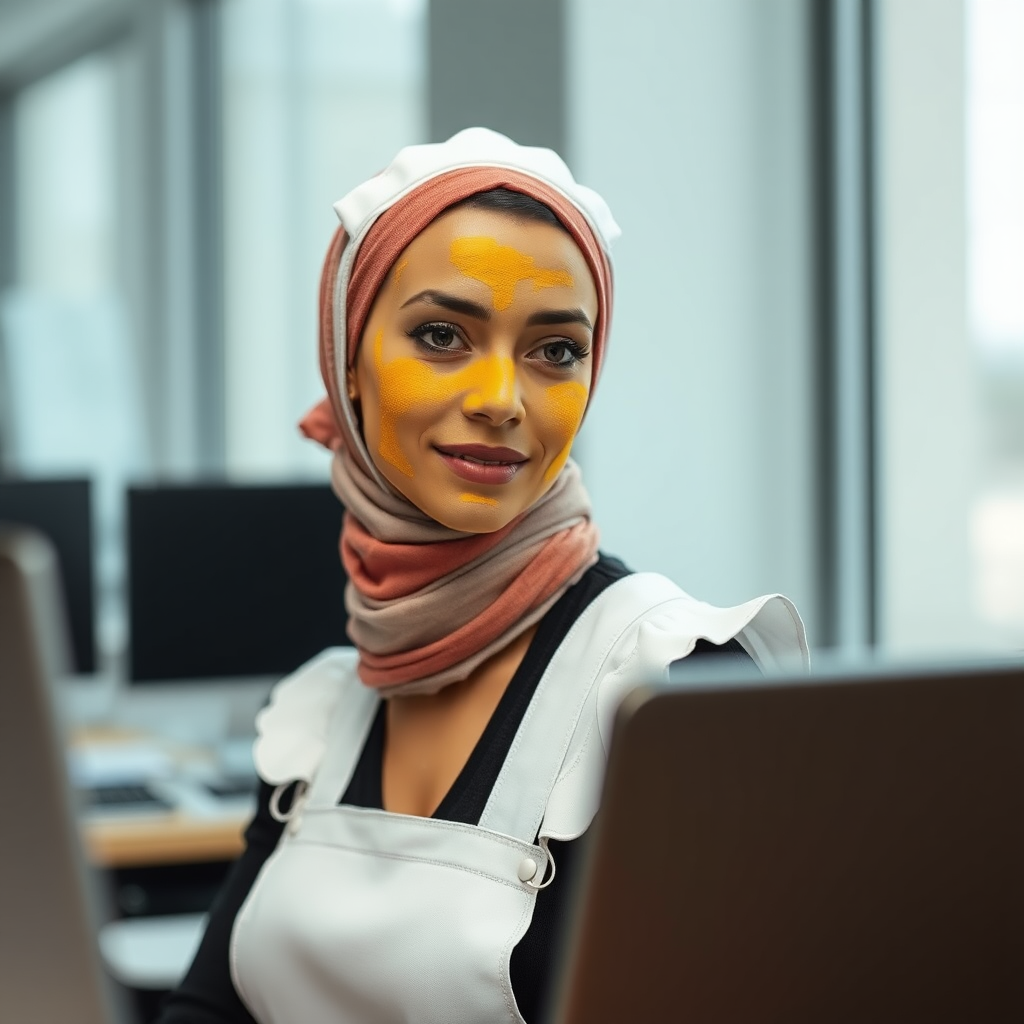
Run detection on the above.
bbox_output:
[300,129,618,697]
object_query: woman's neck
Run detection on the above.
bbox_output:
[381,624,539,818]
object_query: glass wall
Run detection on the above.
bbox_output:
[4,49,147,480]
[1,46,148,656]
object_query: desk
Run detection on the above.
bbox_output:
[71,725,255,870]
[83,811,248,869]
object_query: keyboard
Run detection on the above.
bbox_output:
[81,783,172,812]
[202,777,257,800]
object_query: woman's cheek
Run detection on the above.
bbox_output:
[372,330,450,478]
[541,381,588,482]
[375,381,416,477]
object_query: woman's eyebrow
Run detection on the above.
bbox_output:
[401,290,491,320]
[525,308,593,331]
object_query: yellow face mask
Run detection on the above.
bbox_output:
[351,205,598,533]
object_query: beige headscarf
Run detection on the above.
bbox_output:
[300,130,619,696]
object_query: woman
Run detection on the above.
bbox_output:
[159,127,807,1024]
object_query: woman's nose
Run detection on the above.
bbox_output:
[462,354,524,424]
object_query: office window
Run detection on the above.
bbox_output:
[221,0,427,478]
[3,50,147,478]
[876,0,1024,654]
[1,46,148,657]
[967,0,1024,638]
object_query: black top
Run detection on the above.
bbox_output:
[157,555,751,1023]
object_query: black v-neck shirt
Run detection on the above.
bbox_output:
[158,555,751,1024]
[339,553,635,821]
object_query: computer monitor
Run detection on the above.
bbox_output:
[127,482,350,682]
[0,476,96,673]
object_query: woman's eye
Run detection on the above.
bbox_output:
[411,323,464,353]
[537,340,587,367]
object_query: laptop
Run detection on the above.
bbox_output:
[0,525,131,1023]
[552,661,1024,1023]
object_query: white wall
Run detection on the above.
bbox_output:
[568,0,819,638]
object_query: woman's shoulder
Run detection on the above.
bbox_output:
[251,647,361,786]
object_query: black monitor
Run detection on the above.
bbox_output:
[0,477,96,673]
[127,482,350,682]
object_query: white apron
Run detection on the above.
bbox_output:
[231,573,807,1024]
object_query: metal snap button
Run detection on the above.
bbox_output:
[517,857,538,883]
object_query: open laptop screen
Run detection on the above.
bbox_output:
[554,663,1024,1023]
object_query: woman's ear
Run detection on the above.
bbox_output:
[346,366,360,403]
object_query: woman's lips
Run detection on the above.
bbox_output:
[434,444,527,486]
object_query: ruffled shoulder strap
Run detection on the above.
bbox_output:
[541,575,808,842]
[252,647,360,786]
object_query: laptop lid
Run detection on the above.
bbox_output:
[553,662,1024,1023]
[0,525,128,1023]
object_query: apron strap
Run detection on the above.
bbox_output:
[304,670,381,811]
[478,573,685,842]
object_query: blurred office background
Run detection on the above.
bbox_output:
[2,0,1023,672]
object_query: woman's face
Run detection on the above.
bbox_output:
[350,205,598,533]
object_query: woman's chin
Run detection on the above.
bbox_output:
[423,498,516,534]
[373,458,527,532]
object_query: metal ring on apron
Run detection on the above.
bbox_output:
[523,837,557,891]
[269,780,309,823]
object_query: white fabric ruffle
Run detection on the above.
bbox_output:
[252,647,360,786]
